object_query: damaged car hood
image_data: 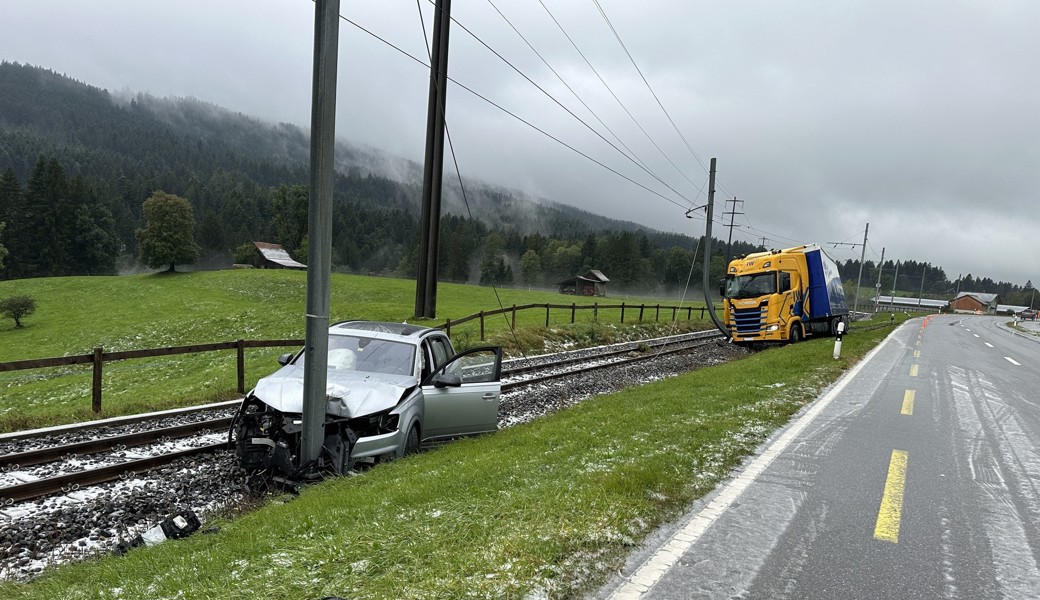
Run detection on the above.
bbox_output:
[251,365,418,418]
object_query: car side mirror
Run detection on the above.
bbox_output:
[432,373,462,388]
[277,353,294,366]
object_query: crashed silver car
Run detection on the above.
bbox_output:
[233,321,502,478]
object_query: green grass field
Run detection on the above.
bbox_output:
[0,271,711,431]
[1,311,907,599]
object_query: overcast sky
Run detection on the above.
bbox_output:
[3,1,1039,288]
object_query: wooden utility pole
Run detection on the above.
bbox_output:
[414,0,452,319]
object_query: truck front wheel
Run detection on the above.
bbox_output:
[789,323,803,343]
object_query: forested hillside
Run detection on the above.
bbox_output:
[0,61,1032,302]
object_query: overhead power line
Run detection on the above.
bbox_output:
[430,0,694,207]
[537,0,705,201]
[337,11,690,210]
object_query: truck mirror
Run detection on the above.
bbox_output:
[719,284,725,297]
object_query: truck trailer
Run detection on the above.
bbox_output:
[721,244,849,343]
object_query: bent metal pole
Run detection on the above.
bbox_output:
[702,158,731,338]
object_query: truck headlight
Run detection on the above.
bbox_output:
[766,324,780,332]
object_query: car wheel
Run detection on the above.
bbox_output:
[403,424,420,457]
[789,323,803,343]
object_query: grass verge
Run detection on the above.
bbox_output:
[1,314,908,600]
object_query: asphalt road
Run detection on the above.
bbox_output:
[593,315,1040,599]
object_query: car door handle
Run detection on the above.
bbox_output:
[482,393,498,401]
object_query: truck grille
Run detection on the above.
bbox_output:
[732,306,767,335]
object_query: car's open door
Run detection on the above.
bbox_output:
[420,346,502,438]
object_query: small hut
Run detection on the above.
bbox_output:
[557,270,610,297]
[252,242,307,270]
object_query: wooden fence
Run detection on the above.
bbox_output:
[0,302,717,414]
[0,338,304,415]
[439,302,719,340]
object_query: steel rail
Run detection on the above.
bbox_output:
[501,329,720,377]
[0,418,234,470]
[0,443,227,504]
[0,331,724,503]
[502,335,723,392]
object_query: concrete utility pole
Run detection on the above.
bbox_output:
[852,223,869,315]
[414,0,452,319]
[702,158,730,338]
[301,0,340,467]
[874,247,885,312]
[723,196,744,265]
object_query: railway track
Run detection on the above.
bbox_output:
[0,329,723,504]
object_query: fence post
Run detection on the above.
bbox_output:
[621,302,626,323]
[92,346,103,414]
[594,303,598,321]
[672,307,677,320]
[687,307,692,320]
[480,312,485,341]
[545,304,550,328]
[445,319,451,337]
[511,305,517,329]
[656,304,660,321]
[639,304,644,321]
[237,339,246,394]
[571,303,576,323]
[700,307,706,319]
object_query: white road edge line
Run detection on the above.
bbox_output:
[1005,356,1022,366]
[606,327,902,599]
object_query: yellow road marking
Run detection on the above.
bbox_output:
[901,390,915,415]
[914,350,920,358]
[909,364,919,377]
[874,450,909,543]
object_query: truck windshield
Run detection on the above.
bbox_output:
[724,272,777,299]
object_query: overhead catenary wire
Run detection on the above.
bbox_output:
[337,11,692,210]
[430,0,695,208]
[536,0,706,201]
[483,0,658,183]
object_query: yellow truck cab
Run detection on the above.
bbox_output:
[722,244,849,343]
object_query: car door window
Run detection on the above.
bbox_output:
[429,337,451,370]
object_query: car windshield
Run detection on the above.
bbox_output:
[295,335,416,377]
[724,272,778,299]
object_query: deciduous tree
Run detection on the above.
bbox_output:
[0,296,36,328]
[135,191,201,273]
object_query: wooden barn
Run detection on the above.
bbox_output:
[251,242,307,270]
[949,291,999,314]
[557,270,610,297]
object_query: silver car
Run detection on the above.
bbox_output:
[234,321,502,478]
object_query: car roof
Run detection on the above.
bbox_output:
[329,320,439,341]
